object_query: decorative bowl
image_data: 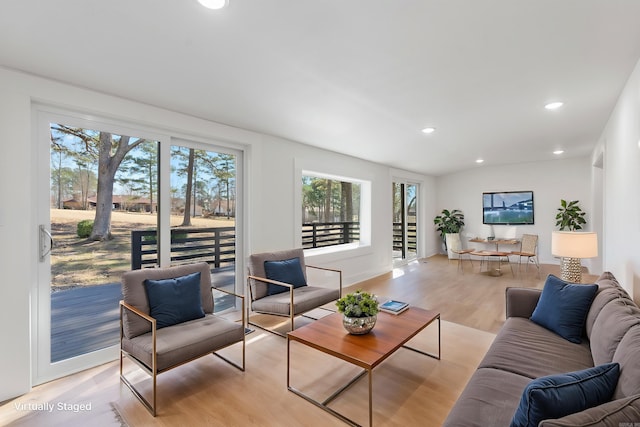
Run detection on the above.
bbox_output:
[342,314,377,335]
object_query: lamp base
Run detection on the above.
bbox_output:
[560,257,582,283]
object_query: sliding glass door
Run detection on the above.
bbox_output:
[392,181,418,264]
[34,107,242,384]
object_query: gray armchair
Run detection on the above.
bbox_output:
[247,248,342,336]
[120,262,245,416]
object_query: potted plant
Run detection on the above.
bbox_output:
[336,290,379,335]
[433,209,465,251]
[555,199,586,231]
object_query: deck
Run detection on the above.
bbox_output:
[50,268,235,363]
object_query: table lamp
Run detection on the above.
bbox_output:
[551,231,598,283]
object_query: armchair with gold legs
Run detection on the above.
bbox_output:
[119,262,245,416]
[247,248,342,336]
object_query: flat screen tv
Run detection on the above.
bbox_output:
[483,191,534,225]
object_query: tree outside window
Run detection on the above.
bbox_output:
[302,175,360,249]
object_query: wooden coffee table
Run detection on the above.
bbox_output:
[287,307,440,427]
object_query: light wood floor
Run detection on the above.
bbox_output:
[0,255,598,427]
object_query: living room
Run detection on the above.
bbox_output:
[2,1,640,425]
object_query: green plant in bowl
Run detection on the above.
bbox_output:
[336,291,379,317]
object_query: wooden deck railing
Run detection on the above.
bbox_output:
[132,222,364,268]
[131,227,236,270]
[301,221,360,249]
[392,222,417,256]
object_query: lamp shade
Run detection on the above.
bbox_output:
[551,231,598,259]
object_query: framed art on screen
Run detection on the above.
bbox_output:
[483,191,534,225]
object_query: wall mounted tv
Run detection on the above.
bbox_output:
[483,191,534,225]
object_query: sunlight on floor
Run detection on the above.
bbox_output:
[393,259,422,278]
[392,268,405,278]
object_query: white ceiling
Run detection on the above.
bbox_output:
[2,0,640,176]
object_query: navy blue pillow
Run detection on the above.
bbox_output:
[530,274,598,343]
[510,363,620,427]
[144,272,205,329]
[264,257,307,296]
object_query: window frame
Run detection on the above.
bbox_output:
[296,168,371,257]
[32,103,246,385]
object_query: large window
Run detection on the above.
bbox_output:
[301,174,362,249]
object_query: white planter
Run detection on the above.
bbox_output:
[445,233,460,259]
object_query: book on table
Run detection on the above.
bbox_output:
[379,300,409,315]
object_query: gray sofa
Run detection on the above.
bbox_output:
[443,272,640,426]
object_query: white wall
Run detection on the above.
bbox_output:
[0,69,33,404]
[0,67,431,400]
[597,57,640,300]
[249,133,408,284]
[435,157,593,266]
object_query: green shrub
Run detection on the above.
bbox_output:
[142,230,157,243]
[77,220,93,238]
[171,232,188,242]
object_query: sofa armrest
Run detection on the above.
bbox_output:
[505,287,541,319]
[539,394,640,426]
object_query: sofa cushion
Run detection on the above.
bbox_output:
[251,285,340,316]
[442,367,532,427]
[121,314,244,371]
[479,317,593,379]
[530,275,598,343]
[510,363,620,427]
[612,325,640,399]
[591,299,640,365]
[144,272,205,329]
[264,257,307,295]
[539,393,640,427]
[585,272,633,339]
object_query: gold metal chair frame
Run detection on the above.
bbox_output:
[247,265,342,337]
[119,287,245,416]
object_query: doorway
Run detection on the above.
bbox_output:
[35,108,242,384]
[393,181,418,264]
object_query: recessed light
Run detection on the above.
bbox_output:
[198,0,228,9]
[421,127,435,134]
[553,150,564,155]
[475,159,484,164]
[545,102,564,110]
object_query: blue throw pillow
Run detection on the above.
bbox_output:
[510,363,620,427]
[264,257,307,296]
[144,272,205,329]
[530,274,598,343]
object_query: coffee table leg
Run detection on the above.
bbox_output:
[288,338,367,427]
[286,336,291,388]
[402,315,441,360]
[368,369,373,427]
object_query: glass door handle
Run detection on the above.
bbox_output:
[39,224,53,262]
